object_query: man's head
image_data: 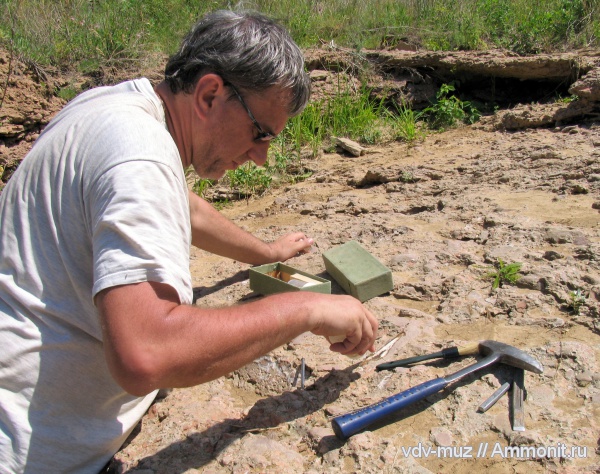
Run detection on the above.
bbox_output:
[161,10,310,179]
[164,10,310,118]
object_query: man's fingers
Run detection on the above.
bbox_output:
[349,307,377,355]
[271,232,314,261]
[291,233,314,253]
[333,306,378,356]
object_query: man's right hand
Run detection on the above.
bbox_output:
[306,294,378,357]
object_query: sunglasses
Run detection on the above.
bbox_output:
[227,83,276,142]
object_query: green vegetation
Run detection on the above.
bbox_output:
[227,163,272,199]
[423,84,481,130]
[485,258,523,290]
[189,175,215,199]
[569,289,586,314]
[2,0,597,70]
[1,0,200,72]
[284,85,393,152]
[400,171,416,183]
[390,102,426,143]
[2,0,598,199]
[55,84,79,102]
[212,85,430,199]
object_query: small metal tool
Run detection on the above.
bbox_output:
[477,381,510,413]
[511,368,526,431]
[292,358,306,389]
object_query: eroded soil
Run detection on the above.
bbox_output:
[1,46,600,473]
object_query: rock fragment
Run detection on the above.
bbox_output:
[335,137,366,156]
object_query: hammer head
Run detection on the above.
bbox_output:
[479,340,543,374]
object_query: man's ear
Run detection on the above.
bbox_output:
[193,73,226,120]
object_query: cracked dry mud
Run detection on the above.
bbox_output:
[110,121,600,473]
[1,46,599,473]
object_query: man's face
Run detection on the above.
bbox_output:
[192,84,291,180]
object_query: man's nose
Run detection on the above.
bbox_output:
[248,142,270,167]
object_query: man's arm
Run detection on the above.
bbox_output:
[96,281,378,396]
[188,190,313,264]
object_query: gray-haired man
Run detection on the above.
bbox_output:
[0,10,377,472]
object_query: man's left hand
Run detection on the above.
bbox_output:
[268,232,314,262]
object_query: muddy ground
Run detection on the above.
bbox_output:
[1,46,600,473]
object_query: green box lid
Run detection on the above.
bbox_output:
[323,241,393,302]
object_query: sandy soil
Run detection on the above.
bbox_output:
[1,46,599,473]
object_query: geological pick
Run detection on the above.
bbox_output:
[332,340,543,439]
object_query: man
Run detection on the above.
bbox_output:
[0,10,378,473]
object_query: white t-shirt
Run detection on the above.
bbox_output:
[0,79,193,473]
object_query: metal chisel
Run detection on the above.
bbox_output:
[477,381,511,413]
[511,368,526,431]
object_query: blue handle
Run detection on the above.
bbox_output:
[331,377,449,439]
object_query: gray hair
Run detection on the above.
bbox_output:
[164,10,310,116]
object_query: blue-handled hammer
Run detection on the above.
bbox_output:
[331,340,543,439]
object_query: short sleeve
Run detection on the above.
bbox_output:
[89,160,193,305]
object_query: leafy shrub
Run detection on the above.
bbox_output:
[226,163,272,199]
[423,84,480,129]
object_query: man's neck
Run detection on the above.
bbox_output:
[154,81,192,168]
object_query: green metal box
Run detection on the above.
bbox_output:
[323,241,393,302]
[249,262,331,296]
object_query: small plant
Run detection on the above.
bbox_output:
[555,94,578,104]
[191,177,215,198]
[212,199,232,211]
[226,163,272,200]
[266,149,292,176]
[325,85,388,144]
[569,289,586,314]
[56,85,78,102]
[485,258,522,290]
[399,171,415,183]
[423,83,480,130]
